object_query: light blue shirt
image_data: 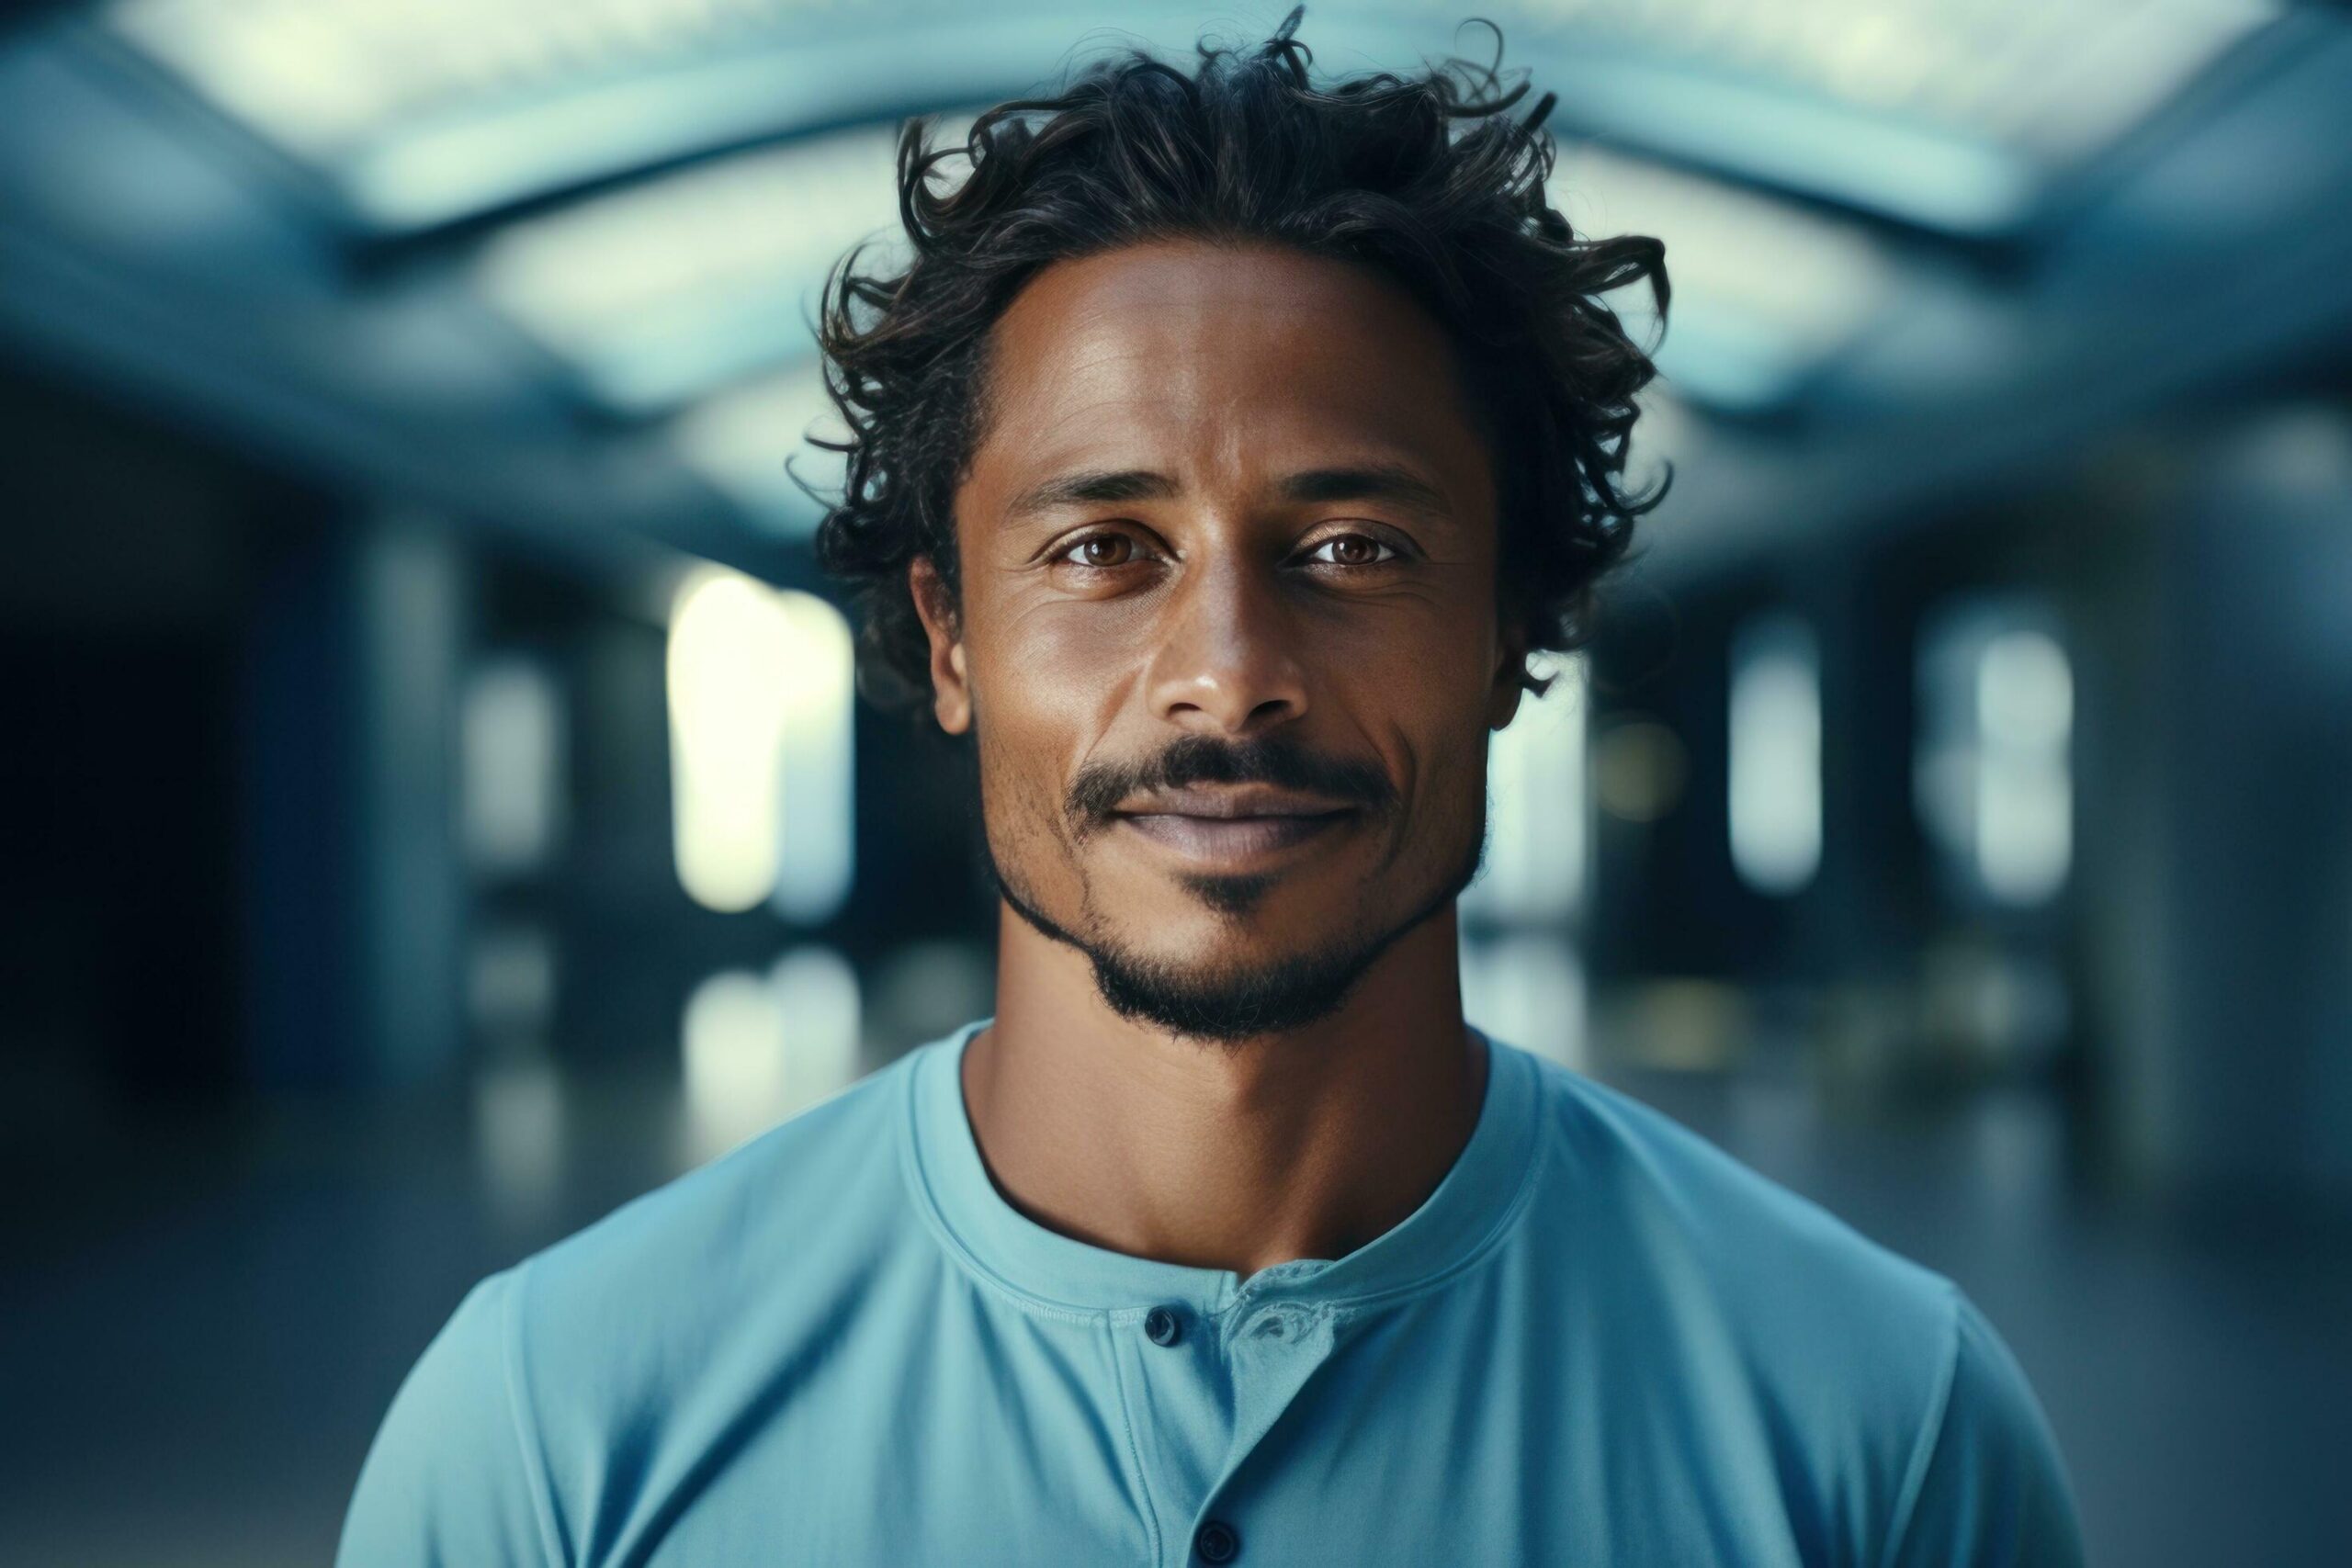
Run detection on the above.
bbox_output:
[340,1018,2085,1565]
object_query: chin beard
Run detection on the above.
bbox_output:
[984,812,1487,1049]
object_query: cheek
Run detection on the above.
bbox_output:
[1319,606,1496,727]
[982,599,1151,728]
[1320,628,1497,822]
[1336,653,1496,818]
[972,721,1078,883]
[966,607,1133,822]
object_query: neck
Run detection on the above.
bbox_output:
[960,903,1488,1280]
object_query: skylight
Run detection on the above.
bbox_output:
[473,120,917,412]
[1554,145,1893,410]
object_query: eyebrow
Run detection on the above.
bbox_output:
[1276,463,1452,519]
[1003,462,1453,525]
[1005,468,1178,521]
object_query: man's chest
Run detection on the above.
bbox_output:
[587,1296,1829,1568]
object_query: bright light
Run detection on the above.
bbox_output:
[681,968,787,1158]
[669,568,792,912]
[460,655,565,876]
[681,946,862,1161]
[474,121,912,410]
[666,567,854,918]
[1975,629,2073,904]
[770,589,856,925]
[1727,612,1822,896]
[107,1,850,163]
[1465,654,1589,922]
[1521,0,2274,160]
[114,0,2273,175]
[112,2,2272,237]
[769,945,861,1117]
[106,4,997,226]
[1917,598,2073,906]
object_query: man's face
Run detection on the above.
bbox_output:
[913,239,1522,1043]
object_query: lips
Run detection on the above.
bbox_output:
[1114,797,1357,863]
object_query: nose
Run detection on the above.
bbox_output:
[1143,548,1309,737]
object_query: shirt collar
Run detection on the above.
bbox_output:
[901,1014,1544,1319]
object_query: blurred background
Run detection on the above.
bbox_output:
[1,1,2347,1562]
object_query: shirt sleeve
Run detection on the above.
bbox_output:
[1880,1286,2086,1568]
[336,1269,556,1567]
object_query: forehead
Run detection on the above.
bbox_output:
[968,240,1490,502]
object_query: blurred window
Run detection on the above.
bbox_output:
[459,653,566,877]
[472,121,934,412]
[1462,653,1591,1068]
[1915,592,2073,906]
[666,567,854,919]
[1556,148,1889,412]
[681,943,860,1161]
[1464,653,1589,923]
[1727,610,1823,896]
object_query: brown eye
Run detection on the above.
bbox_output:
[1062,534,1136,569]
[1306,533,1398,568]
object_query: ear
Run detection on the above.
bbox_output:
[908,555,972,736]
[1486,622,1528,732]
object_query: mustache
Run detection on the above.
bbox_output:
[1068,733,1396,827]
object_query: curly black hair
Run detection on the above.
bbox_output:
[809,6,1668,720]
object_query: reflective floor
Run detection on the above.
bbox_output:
[3,1052,2347,1567]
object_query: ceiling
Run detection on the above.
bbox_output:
[2,0,2346,591]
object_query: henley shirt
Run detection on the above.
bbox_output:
[339,1016,2086,1566]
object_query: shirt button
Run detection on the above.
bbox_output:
[1193,1518,1240,1562]
[1144,1305,1183,1347]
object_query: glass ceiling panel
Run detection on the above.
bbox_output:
[106,1,2278,233]
[472,119,935,412]
[1552,145,1893,412]
[480,106,1880,422]
[104,0,1007,227]
[669,359,842,536]
[107,0,854,164]
[1516,0,2277,163]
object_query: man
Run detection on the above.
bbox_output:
[342,12,2085,1564]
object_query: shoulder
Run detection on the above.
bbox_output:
[341,1046,936,1563]
[522,1045,922,1321]
[1882,1290,2086,1566]
[1520,1056,1954,1480]
[505,1045,931,1406]
[1515,1052,2082,1561]
[338,1269,555,1564]
[1524,1054,1957,1341]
